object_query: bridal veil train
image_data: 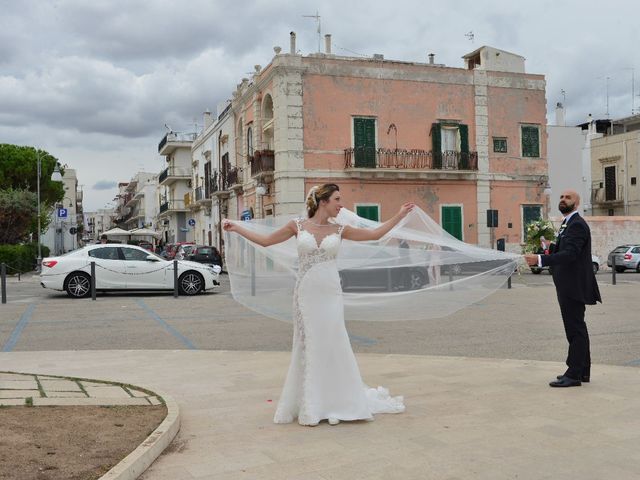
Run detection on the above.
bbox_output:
[224,204,519,425]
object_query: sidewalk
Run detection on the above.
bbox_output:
[1,350,639,480]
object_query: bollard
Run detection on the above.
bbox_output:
[507,274,512,289]
[173,260,179,298]
[1,263,6,304]
[612,255,617,286]
[448,266,454,291]
[249,245,256,296]
[90,261,96,301]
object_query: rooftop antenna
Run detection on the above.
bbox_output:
[465,31,474,42]
[605,76,610,117]
[624,67,636,115]
[303,10,321,52]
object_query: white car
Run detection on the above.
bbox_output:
[530,254,601,275]
[40,244,221,298]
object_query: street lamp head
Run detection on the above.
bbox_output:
[50,164,63,182]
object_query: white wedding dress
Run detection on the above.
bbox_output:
[273,219,405,426]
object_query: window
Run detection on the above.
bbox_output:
[89,247,119,260]
[247,126,254,158]
[356,204,380,221]
[521,125,540,157]
[120,247,150,261]
[604,166,616,201]
[353,117,376,167]
[522,205,542,241]
[431,122,469,169]
[493,137,507,153]
[631,177,637,186]
[441,205,463,241]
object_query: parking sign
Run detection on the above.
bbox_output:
[57,208,68,218]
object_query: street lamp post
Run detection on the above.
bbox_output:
[36,150,63,270]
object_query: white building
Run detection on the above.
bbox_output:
[84,209,115,242]
[42,167,82,254]
[121,172,158,230]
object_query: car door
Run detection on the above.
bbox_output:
[119,246,169,289]
[87,246,127,289]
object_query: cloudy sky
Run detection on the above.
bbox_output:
[2,0,638,210]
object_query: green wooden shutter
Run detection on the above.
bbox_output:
[356,205,380,221]
[442,206,463,240]
[431,123,442,169]
[354,118,376,167]
[458,124,469,169]
[521,126,540,157]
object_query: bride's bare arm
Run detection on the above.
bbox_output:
[222,219,297,247]
[342,203,415,242]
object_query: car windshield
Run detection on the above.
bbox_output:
[613,247,630,253]
[197,248,212,254]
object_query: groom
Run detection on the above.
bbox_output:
[525,190,601,387]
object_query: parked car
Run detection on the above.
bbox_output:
[187,245,222,267]
[339,265,429,292]
[40,244,221,298]
[163,242,195,260]
[530,254,601,274]
[137,241,154,252]
[607,245,640,273]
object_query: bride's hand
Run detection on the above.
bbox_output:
[222,219,236,232]
[398,203,415,218]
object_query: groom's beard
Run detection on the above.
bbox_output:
[558,202,575,214]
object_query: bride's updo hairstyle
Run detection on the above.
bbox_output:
[306,183,339,218]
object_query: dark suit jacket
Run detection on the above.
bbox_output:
[541,213,601,305]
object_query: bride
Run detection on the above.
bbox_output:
[222,183,411,426]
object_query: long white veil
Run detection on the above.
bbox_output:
[224,207,519,323]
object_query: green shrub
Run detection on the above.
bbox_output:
[0,243,49,274]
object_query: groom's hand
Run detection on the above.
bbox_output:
[524,254,539,266]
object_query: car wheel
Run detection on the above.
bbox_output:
[592,263,599,274]
[449,264,462,275]
[530,267,542,274]
[615,266,625,273]
[179,271,203,295]
[406,270,427,290]
[65,272,91,298]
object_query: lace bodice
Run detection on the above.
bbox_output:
[295,219,344,278]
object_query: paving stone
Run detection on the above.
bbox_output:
[0,373,34,381]
[0,389,40,399]
[33,397,151,406]
[45,391,88,398]
[0,399,25,406]
[39,379,82,391]
[129,388,151,397]
[148,396,162,405]
[0,380,38,389]
[84,386,132,399]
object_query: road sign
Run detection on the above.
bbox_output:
[188,218,196,227]
[241,210,252,221]
[57,208,68,218]
[69,227,77,235]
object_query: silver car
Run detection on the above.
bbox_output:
[607,245,640,273]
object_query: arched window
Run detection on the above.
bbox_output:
[247,126,254,159]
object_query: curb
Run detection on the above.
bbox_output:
[99,389,180,480]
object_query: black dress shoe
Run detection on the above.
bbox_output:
[549,377,581,388]
[556,375,590,383]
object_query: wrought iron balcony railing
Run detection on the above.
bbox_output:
[158,132,198,152]
[250,150,275,177]
[344,148,478,171]
[159,166,191,184]
[591,184,624,203]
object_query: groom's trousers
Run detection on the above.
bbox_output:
[557,294,591,380]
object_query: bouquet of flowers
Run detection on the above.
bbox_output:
[523,219,556,254]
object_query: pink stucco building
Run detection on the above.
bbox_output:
[207,37,547,250]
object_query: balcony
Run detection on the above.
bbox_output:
[158,131,197,155]
[158,199,189,216]
[591,184,624,204]
[344,148,478,171]
[250,150,275,179]
[159,166,191,186]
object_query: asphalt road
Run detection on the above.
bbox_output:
[1,269,639,368]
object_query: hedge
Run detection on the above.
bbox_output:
[0,243,50,274]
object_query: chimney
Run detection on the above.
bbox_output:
[203,110,212,129]
[428,53,435,64]
[325,34,332,54]
[555,102,566,127]
[290,31,296,54]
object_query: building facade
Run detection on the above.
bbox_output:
[590,114,640,216]
[200,39,548,250]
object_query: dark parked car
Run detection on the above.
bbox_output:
[187,245,222,267]
[339,265,428,292]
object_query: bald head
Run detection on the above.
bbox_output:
[559,190,580,214]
